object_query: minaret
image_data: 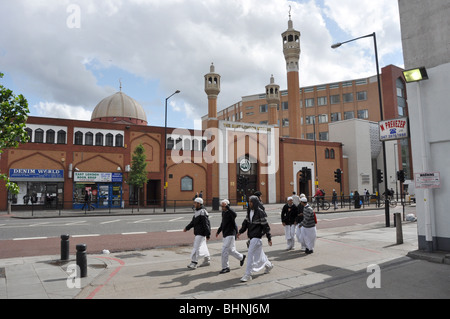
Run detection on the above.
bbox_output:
[204,63,221,129]
[265,75,280,126]
[282,12,301,138]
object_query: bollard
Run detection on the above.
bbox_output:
[60,234,70,261]
[395,213,403,244]
[76,244,88,278]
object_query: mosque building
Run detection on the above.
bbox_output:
[0,15,408,212]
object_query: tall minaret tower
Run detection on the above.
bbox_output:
[265,75,280,126]
[282,11,301,138]
[204,63,221,129]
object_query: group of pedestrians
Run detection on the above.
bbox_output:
[183,193,273,282]
[281,192,317,254]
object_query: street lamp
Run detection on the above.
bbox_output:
[163,90,180,212]
[332,32,391,227]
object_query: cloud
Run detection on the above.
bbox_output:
[33,102,92,121]
[0,0,404,127]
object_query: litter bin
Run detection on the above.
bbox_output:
[212,197,220,211]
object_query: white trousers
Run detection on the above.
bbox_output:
[298,226,317,250]
[190,235,210,263]
[245,238,272,276]
[284,225,296,249]
[221,235,243,269]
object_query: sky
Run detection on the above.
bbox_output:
[0,0,404,130]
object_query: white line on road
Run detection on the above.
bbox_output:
[121,232,147,235]
[65,221,87,226]
[72,234,100,238]
[29,222,51,227]
[13,237,48,241]
[132,218,152,224]
[167,229,183,232]
[168,217,183,222]
[100,219,121,225]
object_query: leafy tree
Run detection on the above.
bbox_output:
[0,72,30,194]
[128,144,148,205]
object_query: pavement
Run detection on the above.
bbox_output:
[1,210,449,300]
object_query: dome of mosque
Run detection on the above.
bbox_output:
[91,91,147,125]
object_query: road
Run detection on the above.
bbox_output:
[0,206,401,259]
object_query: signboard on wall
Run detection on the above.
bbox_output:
[74,172,123,183]
[379,117,409,141]
[9,169,64,181]
[415,172,441,189]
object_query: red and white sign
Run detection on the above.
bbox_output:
[415,172,441,189]
[379,118,409,141]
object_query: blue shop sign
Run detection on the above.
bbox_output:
[10,169,64,181]
[112,173,123,182]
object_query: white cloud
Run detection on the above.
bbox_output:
[0,0,404,126]
[33,102,92,121]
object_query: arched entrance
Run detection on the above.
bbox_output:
[236,155,257,202]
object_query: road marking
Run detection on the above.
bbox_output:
[168,217,183,222]
[167,229,183,232]
[65,220,87,226]
[13,237,48,241]
[72,234,100,238]
[121,232,147,235]
[100,219,121,225]
[132,218,152,224]
[29,222,51,227]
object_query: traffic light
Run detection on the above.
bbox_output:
[237,175,243,190]
[306,168,312,181]
[397,170,405,183]
[376,169,383,184]
[334,169,342,184]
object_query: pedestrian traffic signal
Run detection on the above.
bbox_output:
[376,169,383,184]
[334,169,342,184]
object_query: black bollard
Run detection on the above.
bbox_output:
[60,234,70,261]
[76,244,87,278]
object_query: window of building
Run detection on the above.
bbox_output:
[57,130,66,144]
[260,120,268,125]
[282,118,289,127]
[181,176,193,191]
[183,139,190,151]
[25,128,32,141]
[344,111,354,120]
[192,139,199,151]
[167,137,174,150]
[318,114,328,123]
[330,149,335,159]
[319,132,329,141]
[95,133,103,146]
[396,78,406,116]
[305,98,314,108]
[115,134,123,147]
[357,91,367,101]
[260,104,268,113]
[74,131,83,145]
[306,133,315,140]
[282,101,289,110]
[343,93,353,103]
[325,148,330,159]
[85,132,93,145]
[46,129,55,144]
[105,133,113,146]
[331,112,341,122]
[306,116,315,125]
[357,109,369,119]
[317,96,327,106]
[330,94,340,104]
[35,129,44,143]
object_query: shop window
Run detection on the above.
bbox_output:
[105,133,113,146]
[115,134,123,147]
[74,131,83,145]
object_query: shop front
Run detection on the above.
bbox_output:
[8,168,64,210]
[73,172,123,209]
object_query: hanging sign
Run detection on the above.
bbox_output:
[379,117,409,141]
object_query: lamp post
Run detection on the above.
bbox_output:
[163,90,180,212]
[332,32,390,227]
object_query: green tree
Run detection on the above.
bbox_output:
[128,144,148,205]
[0,72,30,194]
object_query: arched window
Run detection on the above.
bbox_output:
[330,149,335,159]
[192,139,199,151]
[95,132,103,146]
[167,137,174,150]
[57,130,66,144]
[46,129,55,144]
[85,132,93,145]
[25,128,32,141]
[105,133,113,146]
[184,139,190,151]
[34,129,44,143]
[325,148,330,159]
[74,131,83,145]
[115,134,123,147]
[181,176,193,191]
